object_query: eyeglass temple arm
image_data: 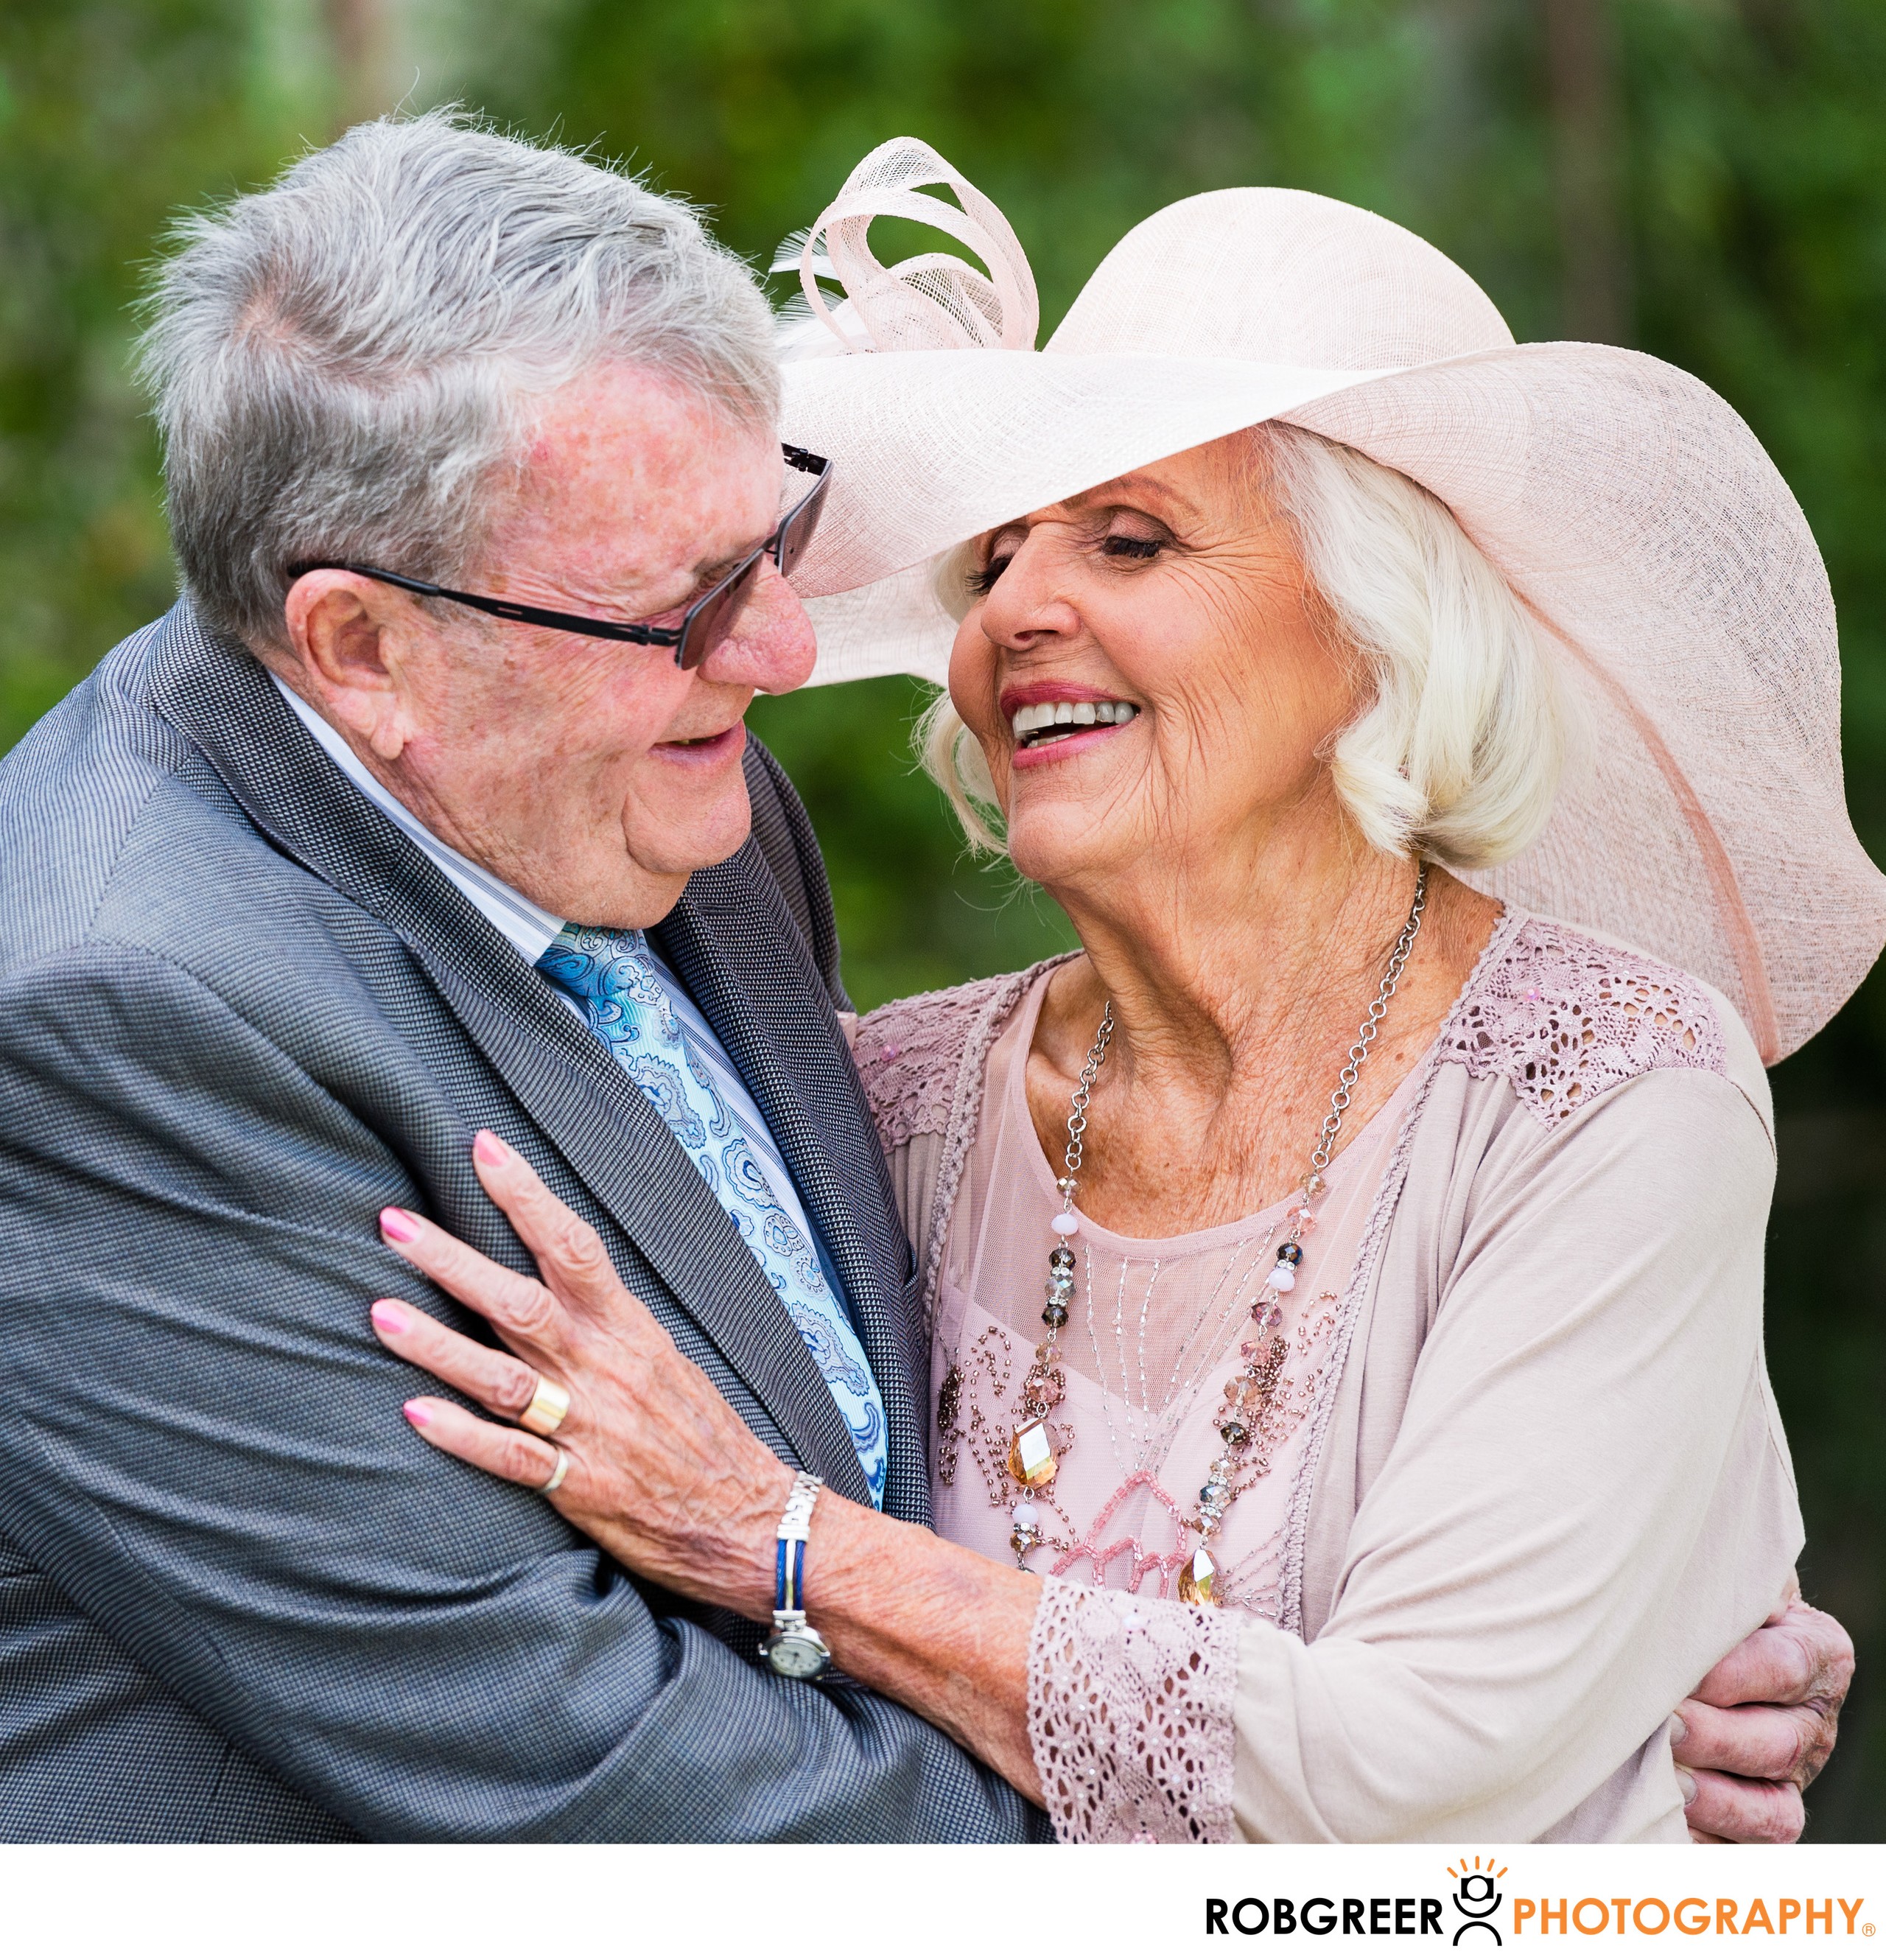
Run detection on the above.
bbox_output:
[283,446,827,643]
[287,562,682,646]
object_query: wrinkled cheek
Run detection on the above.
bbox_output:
[947,619,1002,732]
[982,739,1014,816]
[1141,707,1266,825]
[942,641,1012,813]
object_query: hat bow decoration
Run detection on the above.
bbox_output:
[775,139,1886,1061]
[774,137,1038,358]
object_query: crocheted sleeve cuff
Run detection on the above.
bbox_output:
[1026,1577,1240,1843]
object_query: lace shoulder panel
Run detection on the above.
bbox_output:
[852,971,1028,1152]
[1443,917,1727,1129]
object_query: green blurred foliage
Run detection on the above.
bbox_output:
[745,676,1079,1008]
[2,0,1882,1836]
[0,0,334,741]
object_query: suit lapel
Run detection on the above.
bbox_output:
[146,606,870,1503]
[409,947,872,1504]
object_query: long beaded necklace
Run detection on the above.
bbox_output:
[1005,864,1430,1604]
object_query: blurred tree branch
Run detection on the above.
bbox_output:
[1543,0,1632,341]
[321,0,395,130]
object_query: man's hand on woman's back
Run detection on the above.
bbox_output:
[1674,1583,1854,1842]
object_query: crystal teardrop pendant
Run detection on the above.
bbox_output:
[1008,1418,1058,1488]
[1177,1544,1217,1606]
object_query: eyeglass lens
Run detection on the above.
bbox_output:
[673,458,830,670]
[676,552,765,671]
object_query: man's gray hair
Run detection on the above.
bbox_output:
[139,111,780,648]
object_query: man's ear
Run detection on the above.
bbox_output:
[281,571,416,763]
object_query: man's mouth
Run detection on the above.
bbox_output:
[1009,698,1140,750]
[653,724,745,760]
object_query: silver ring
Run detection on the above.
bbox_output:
[539,1448,569,1495]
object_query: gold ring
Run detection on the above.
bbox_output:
[539,1448,569,1495]
[520,1373,570,1438]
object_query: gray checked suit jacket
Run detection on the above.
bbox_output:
[0,601,1046,1843]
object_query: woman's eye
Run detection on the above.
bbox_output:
[967,554,1013,596]
[1101,535,1162,561]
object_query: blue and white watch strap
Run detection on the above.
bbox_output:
[774,1471,823,1619]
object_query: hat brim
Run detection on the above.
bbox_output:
[781,342,1886,1062]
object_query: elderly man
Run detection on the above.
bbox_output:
[0,113,1849,1841]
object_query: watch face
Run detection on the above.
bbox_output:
[765,1631,830,1680]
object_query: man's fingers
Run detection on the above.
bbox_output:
[379,1200,563,1345]
[1690,1620,1811,1707]
[1687,1599,1853,1795]
[1674,1694,1826,1785]
[1682,1765,1805,1844]
[402,1396,570,1494]
[1691,1602,1854,1709]
[471,1132,652,1322]
[370,1298,557,1425]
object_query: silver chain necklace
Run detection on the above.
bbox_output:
[1004,863,1431,1598]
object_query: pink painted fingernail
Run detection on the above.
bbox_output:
[403,1400,432,1429]
[380,1207,419,1243]
[474,1131,510,1167]
[371,1301,407,1334]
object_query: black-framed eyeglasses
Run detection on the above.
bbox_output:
[287,443,830,672]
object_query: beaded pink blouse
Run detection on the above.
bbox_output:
[855,915,1801,1844]
[930,967,1416,1619]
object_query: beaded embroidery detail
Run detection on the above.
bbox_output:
[856,958,1077,1328]
[934,1284,1344,1615]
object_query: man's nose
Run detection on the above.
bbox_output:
[698,558,818,695]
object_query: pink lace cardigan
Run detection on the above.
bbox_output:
[851,913,1801,1844]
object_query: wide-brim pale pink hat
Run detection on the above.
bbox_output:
[777,139,1886,1061]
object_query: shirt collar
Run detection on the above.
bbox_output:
[270,672,564,965]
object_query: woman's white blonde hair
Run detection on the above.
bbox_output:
[918,423,1568,870]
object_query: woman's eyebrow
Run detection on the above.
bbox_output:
[984,474,1199,543]
[1061,474,1201,520]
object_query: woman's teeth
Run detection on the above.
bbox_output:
[1010,699,1139,748]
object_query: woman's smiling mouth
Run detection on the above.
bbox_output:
[1009,698,1140,750]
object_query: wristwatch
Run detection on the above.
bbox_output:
[759,1470,831,1681]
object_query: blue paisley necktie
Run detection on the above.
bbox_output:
[538,925,888,1508]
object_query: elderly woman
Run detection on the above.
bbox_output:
[367,144,1879,1841]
